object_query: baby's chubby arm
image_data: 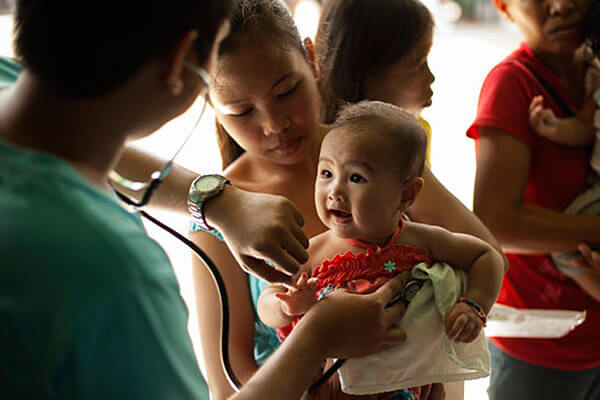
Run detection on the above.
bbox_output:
[409,222,505,341]
[528,92,597,147]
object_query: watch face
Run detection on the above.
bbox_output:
[195,175,221,192]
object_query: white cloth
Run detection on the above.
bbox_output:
[338,262,490,395]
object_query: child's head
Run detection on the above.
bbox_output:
[212,0,322,169]
[13,0,231,98]
[316,101,427,244]
[316,0,435,123]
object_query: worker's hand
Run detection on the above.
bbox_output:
[297,273,410,359]
[204,185,309,285]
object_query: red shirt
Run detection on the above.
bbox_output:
[468,43,600,370]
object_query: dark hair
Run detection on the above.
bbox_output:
[584,0,600,55]
[13,0,232,98]
[331,101,427,178]
[316,0,434,123]
[215,0,304,169]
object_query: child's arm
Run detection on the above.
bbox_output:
[257,273,318,329]
[528,95,596,146]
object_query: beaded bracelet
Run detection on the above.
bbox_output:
[457,297,487,326]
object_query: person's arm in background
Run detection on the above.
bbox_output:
[408,166,508,271]
[115,146,308,284]
[230,275,409,400]
[473,128,600,254]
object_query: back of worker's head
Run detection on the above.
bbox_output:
[13,0,232,98]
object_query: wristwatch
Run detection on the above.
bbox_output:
[187,174,230,231]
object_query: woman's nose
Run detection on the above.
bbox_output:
[548,0,575,15]
[262,108,291,136]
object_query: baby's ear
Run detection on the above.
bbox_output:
[399,177,424,211]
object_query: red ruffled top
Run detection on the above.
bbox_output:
[276,223,432,341]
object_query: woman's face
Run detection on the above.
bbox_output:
[210,41,321,165]
[500,0,591,55]
[365,29,435,118]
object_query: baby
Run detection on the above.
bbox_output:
[527,9,600,298]
[258,101,505,400]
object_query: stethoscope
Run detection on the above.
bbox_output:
[109,63,244,391]
[109,63,416,396]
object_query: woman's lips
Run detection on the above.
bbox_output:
[271,137,302,156]
[550,25,579,39]
[329,209,352,224]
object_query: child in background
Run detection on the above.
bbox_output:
[316,0,436,168]
[527,3,600,300]
[258,101,505,400]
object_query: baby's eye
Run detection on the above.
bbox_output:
[350,174,367,183]
[320,169,332,178]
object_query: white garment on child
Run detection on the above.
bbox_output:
[586,58,600,174]
[338,262,490,395]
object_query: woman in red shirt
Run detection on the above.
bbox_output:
[469,0,600,398]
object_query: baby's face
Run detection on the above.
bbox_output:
[315,128,405,244]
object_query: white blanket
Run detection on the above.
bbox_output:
[338,262,490,395]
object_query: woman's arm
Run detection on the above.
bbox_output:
[473,127,600,253]
[408,166,508,269]
[191,231,260,400]
[230,274,410,400]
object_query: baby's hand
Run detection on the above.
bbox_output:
[529,95,559,138]
[276,273,318,317]
[444,302,484,343]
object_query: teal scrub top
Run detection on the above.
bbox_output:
[0,57,209,399]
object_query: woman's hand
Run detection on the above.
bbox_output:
[205,185,309,285]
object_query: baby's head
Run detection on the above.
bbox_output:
[316,101,427,244]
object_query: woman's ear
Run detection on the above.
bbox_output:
[163,30,198,96]
[304,37,320,79]
[399,177,424,211]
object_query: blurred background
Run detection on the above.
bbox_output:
[0,1,521,398]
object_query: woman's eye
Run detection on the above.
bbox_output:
[231,108,253,118]
[277,82,299,98]
[320,169,332,178]
[350,174,367,183]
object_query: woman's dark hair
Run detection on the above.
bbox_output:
[316,0,434,123]
[215,0,305,169]
[584,0,600,54]
[13,0,232,98]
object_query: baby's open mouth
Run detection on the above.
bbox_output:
[329,209,352,223]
